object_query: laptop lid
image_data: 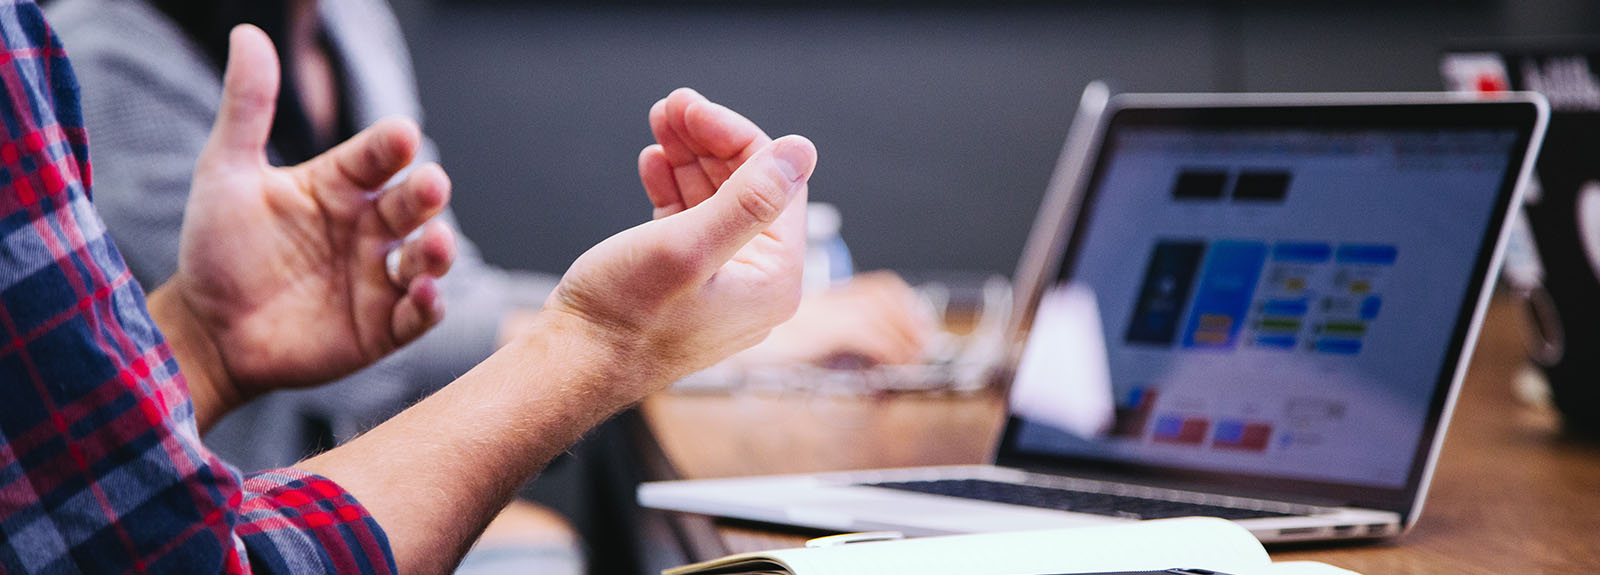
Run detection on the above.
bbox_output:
[995,92,1548,524]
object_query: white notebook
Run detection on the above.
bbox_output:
[665,518,1357,575]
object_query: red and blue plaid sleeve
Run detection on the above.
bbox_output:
[0,1,396,573]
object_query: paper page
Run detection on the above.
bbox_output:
[762,517,1270,575]
[1009,283,1116,438]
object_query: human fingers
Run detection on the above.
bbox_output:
[864,330,924,366]
[668,90,773,207]
[856,273,935,351]
[386,221,456,289]
[878,314,930,364]
[659,88,713,159]
[638,145,685,219]
[677,99,768,194]
[649,94,698,166]
[851,296,927,364]
[201,25,279,167]
[376,162,451,238]
[683,98,769,167]
[826,321,917,367]
[304,117,422,198]
[650,93,717,208]
[668,136,816,275]
[390,275,445,347]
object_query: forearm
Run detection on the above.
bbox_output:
[296,310,641,575]
[146,283,239,432]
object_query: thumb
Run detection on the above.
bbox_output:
[203,25,280,166]
[670,135,816,271]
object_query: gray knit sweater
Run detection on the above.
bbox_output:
[49,0,559,471]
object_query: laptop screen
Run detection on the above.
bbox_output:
[1000,101,1540,512]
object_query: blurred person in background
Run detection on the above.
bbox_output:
[47,0,933,571]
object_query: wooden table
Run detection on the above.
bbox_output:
[642,297,1600,573]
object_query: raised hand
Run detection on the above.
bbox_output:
[639,88,936,369]
[155,25,456,417]
[297,92,811,573]
[540,90,814,409]
[638,88,774,218]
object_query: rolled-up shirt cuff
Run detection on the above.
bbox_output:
[236,468,396,574]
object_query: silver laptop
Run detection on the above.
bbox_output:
[639,88,1548,543]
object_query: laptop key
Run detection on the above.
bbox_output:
[863,479,1296,520]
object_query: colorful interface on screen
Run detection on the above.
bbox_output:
[1012,126,1518,488]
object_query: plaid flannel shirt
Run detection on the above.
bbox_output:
[0,1,396,573]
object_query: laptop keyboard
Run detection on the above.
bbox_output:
[863,479,1298,520]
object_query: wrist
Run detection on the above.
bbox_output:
[147,281,241,431]
[514,306,661,415]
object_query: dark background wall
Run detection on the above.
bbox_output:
[386,0,1599,277]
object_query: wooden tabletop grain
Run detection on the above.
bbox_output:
[642,297,1600,573]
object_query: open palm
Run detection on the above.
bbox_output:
[167,26,456,399]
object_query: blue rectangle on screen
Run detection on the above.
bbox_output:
[1261,299,1310,316]
[1125,240,1207,346]
[1361,296,1383,320]
[1214,420,1245,443]
[1272,242,1332,263]
[1315,338,1363,355]
[1153,416,1183,437]
[1255,335,1297,349]
[1336,244,1398,265]
[1181,241,1268,350]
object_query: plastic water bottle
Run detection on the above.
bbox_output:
[804,202,853,291]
